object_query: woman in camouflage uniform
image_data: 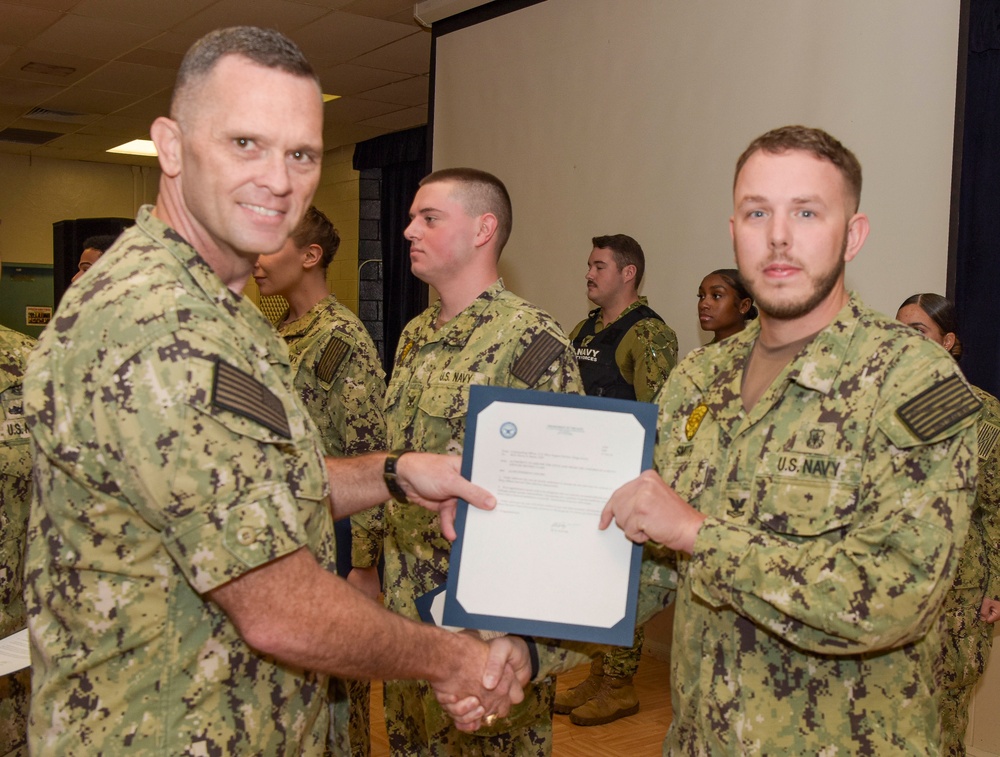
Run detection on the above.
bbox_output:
[897,293,1000,756]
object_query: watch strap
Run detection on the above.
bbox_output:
[384,450,412,504]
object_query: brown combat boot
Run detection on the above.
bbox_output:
[568,674,639,726]
[553,655,604,714]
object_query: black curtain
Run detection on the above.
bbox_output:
[956,0,1000,397]
[354,126,429,378]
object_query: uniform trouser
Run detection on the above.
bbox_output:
[602,625,645,678]
[383,678,554,757]
[330,677,372,757]
[937,587,995,757]
[0,667,29,757]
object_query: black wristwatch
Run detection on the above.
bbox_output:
[384,450,412,504]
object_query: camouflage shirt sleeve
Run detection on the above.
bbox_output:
[624,318,678,403]
[91,330,329,594]
[281,298,388,571]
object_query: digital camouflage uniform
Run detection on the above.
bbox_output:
[382,279,584,756]
[0,325,35,757]
[568,296,678,680]
[937,384,1000,756]
[24,207,337,756]
[636,294,979,755]
[278,293,387,757]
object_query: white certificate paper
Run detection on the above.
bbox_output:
[443,386,656,645]
[0,628,30,677]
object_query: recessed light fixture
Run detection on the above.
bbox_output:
[322,93,340,103]
[107,139,157,157]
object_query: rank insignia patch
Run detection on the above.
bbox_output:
[686,404,708,440]
[212,359,291,438]
[897,374,980,441]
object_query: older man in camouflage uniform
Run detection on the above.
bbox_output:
[381,167,584,756]
[0,321,34,757]
[23,27,531,757]
[601,126,980,754]
[254,205,387,757]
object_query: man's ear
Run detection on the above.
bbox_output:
[301,243,324,270]
[621,263,637,284]
[150,116,182,177]
[472,213,499,249]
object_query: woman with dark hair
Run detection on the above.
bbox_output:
[697,268,757,342]
[897,293,1000,757]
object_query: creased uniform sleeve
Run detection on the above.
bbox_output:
[628,320,678,403]
[85,331,329,595]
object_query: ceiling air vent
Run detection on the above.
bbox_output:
[0,128,61,145]
[24,107,91,124]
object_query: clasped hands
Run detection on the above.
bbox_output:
[431,633,532,732]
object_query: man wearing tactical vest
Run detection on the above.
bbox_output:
[560,234,678,725]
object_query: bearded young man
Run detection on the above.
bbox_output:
[602,125,980,754]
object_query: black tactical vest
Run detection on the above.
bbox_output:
[572,304,664,399]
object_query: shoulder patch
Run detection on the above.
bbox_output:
[212,359,291,438]
[512,330,565,386]
[896,374,980,441]
[316,336,350,384]
[978,420,1000,461]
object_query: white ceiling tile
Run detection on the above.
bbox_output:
[350,29,429,74]
[172,0,331,39]
[358,74,428,106]
[78,61,177,95]
[70,0,220,28]
[39,86,140,115]
[337,0,418,22]
[0,77,66,107]
[316,62,408,96]
[26,13,162,60]
[359,103,425,130]
[325,95,402,123]
[0,3,64,46]
[291,10,414,66]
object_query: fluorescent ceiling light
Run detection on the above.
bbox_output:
[107,139,157,157]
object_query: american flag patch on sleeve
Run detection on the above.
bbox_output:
[212,358,291,438]
[896,374,980,441]
[511,330,565,386]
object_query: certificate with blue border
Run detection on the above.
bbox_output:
[442,386,657,646]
